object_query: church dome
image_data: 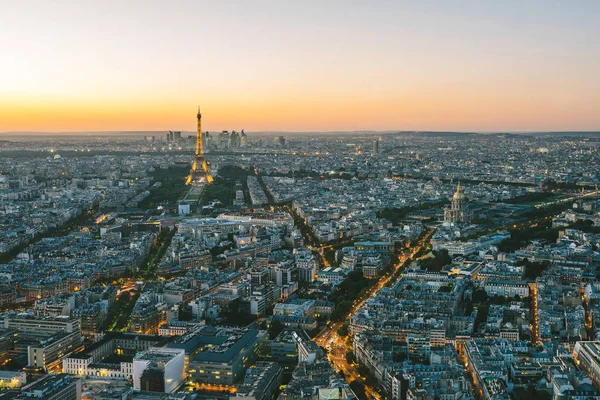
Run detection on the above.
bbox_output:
[452,183,465,200]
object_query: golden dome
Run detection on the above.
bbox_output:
[453,183,465,200]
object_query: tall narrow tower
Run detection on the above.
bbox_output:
[186,107,213,185]
[195,106,203,156]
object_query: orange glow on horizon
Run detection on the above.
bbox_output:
[2,2,600,133]
[1,88,598,133]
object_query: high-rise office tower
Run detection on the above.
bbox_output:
[230,131,241,148]
[219,131,230,149]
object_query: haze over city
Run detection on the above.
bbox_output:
[2,0,600,133]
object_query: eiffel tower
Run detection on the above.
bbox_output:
[186,107,213,185]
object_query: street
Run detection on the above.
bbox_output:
[314,230,435,399]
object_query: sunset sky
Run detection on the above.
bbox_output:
[2,1,600,133]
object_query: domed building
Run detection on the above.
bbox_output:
[444,183,472,224]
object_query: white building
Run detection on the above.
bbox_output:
[484,280,530,298]
[0,371,27,389]
[435,241,478,256]
[133,347,185,393]
[317,267,348,285]
[178,202,190,215]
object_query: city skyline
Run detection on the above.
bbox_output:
[2,0,600,133]
[4,3,600,397]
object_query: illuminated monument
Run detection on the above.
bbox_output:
[444,183,471,224]
[186,107,213,185]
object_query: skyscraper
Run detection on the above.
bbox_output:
[219,131,230,149]
[372,139,379,154]
[203,131,211,148]
[230,131,241,148]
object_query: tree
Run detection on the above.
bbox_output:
[138,165,189,209]
[525,385,551,400]
[365,374,379,388]
[268,319,284,339]
[472,289,488,303]
[357,364,370,377]
[420,250,452,271]
[464,301,474,315]
[330,300,354,322]
[518,258,550,280]
[345,351,356,365]
[349,381,367,400]
[337,323,349,338]
[474,304,489,332]
[329,270,374,321]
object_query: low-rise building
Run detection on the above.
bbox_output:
[62,332,167,379]
[317,267,348,285]
[189,327,264,386]
[15,374,81,400]
[133,347,186,393]
[484,280,530,298]
[232,361,282,400]
[574,341,600,390]
[0,371,27,389]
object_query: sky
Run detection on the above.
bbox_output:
[1,0,600,133]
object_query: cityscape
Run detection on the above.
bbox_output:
[2,115,600,400]
[3,2,600,400]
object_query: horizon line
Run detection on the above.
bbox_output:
[2,129,600,136]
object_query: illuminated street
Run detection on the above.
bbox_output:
[530,283,540,345]
[314,230,435,399]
